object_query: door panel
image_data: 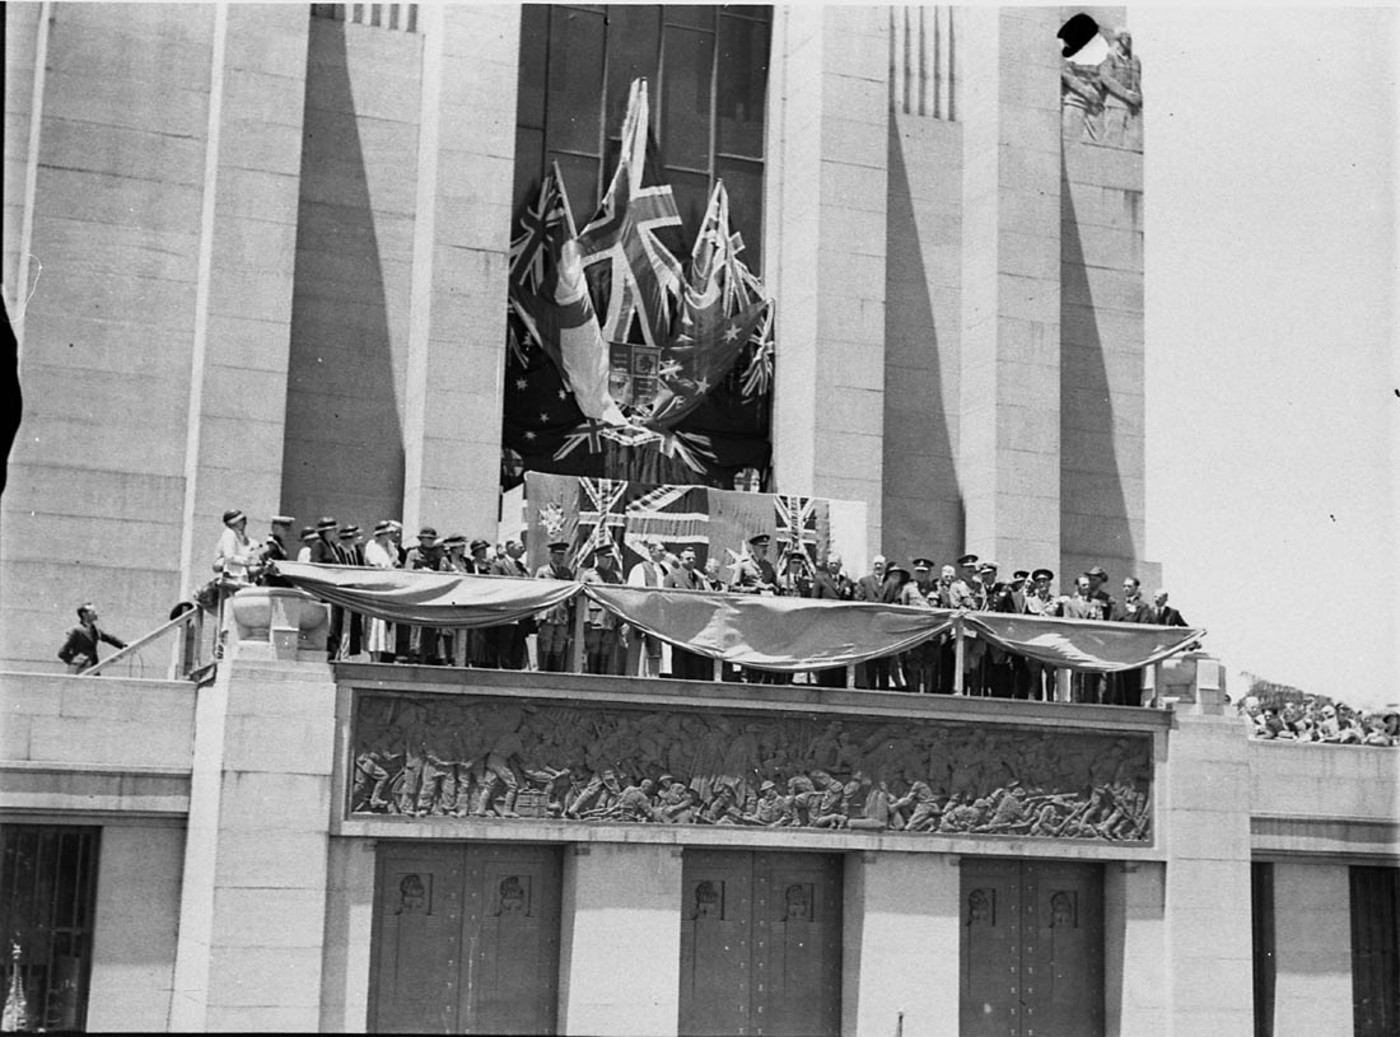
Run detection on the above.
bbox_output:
[680,850,753,1036]
[471,846,562,1035]
[680,850,842,1037]
[758,853,843,1037]
[371,843,561,1035]
[373,847,464,1034]
[960,859,1104,1037]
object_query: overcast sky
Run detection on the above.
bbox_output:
[1132,7,1398,708]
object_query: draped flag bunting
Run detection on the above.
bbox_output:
[270,563,1206,673]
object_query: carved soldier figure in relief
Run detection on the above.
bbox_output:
[1098,29,1142,149]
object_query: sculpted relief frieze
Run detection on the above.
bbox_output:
[350,694,1153,842]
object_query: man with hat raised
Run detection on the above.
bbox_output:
[732,533,778,594]
[534,541,576,673]
[579,544,624,674]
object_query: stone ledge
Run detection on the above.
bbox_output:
[335,662,1174,733]
[333,815,1169,861]
[1250,814,1400,862]
[0,759,191,814]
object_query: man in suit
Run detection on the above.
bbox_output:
[1153,589,1187,628]
[851,554,887,689]
[335,525,366,658]
[1107,576,1156,706]
[492,539,532,670]
[810,553,851,688]
[58,603,127,674]
[663,547,708,681]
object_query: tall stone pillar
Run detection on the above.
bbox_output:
[401,6,518,535]
[767,7,889,555]
[169,654,338,1031]
[558,844,683,1036]
[843,852,961,1036]
[178,2,311,594]
[1161,714,1255,1036]
[957,8,1062,567]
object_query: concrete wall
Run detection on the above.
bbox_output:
[0,673,194,770]
[87,823,186,1032]
[768,7,889,556]
[1,4,215,672]
[281,15,422,530]
[1271,862,1355,1037]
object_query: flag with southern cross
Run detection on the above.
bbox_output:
[577,78,687,352]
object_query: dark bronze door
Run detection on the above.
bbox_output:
[680,850,842,1037]
[961,858,1104,1037]
[370,842,561,1035]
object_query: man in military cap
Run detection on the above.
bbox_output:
[732,533,778,594]
[405,527,446,664]
[977,560,1017,696]
[534,541,575,672]
[902,558,939,693]
[1023,568,1060,699]
[580,545,625,674]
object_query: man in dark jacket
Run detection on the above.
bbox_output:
[58,603,127,674]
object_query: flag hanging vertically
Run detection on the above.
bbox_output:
[643,180,767,430]
[507,163,626,425]
[577,79,687,351]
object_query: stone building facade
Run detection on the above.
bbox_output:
[3,3,1151,671]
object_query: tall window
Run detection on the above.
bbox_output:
[0,826,100,1033]
[514,4,771,270]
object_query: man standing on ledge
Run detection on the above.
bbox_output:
[58,603,127,674]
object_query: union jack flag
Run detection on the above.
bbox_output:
[577,79,686,351]
[573,478,630,572]
[622,483,710,562]
[775,494,819,560]
[553,419,609,462]
[739,303,775,400]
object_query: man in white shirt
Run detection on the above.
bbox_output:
[625,538,669,677]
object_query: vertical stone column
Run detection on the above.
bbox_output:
[178,3,311,594]
[1058,8,1148,582]
[768,7,889,554]
[843,852,961,1036]
[1103,862,1167,1036]
[319,837,378,1033]
[401,5,518,535]
[558,844,683,1036]
[169,657,338,1031]
[1162,714,1255,1036]
[1271,862,1354,1037]
[957,8,1062,566]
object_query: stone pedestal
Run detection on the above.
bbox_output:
[228,587,329,662]
[558,844,683,1036]
[843,852,960,1037]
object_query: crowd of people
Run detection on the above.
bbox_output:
[1239,695,1399,747]
[209,508,1192,706]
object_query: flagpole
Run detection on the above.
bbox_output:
[953,613,965,696]
[552,159,578,238]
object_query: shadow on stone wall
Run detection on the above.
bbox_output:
[884,124,962,563]
[281,20,405,529]
[1059,165,1137,574]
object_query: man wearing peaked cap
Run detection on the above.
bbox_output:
[534,540,576,673]
[257,514,297,588]
[733,533,777,595]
